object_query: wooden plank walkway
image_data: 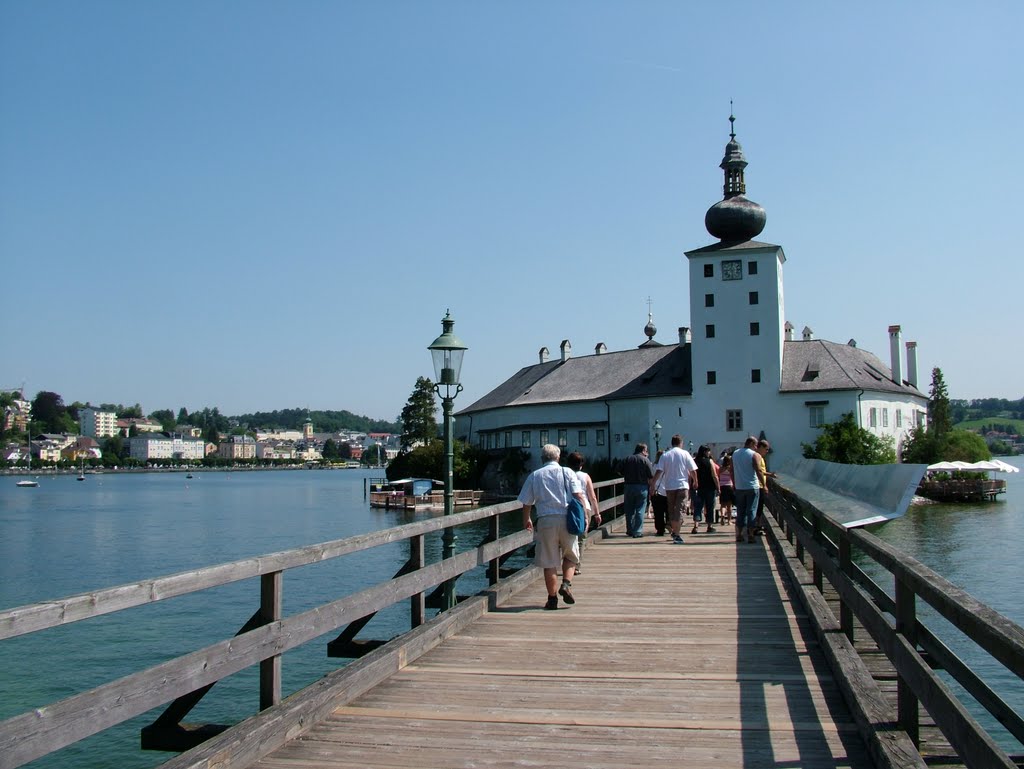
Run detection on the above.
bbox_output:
[251,518,876,769]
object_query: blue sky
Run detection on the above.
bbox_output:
[2,2,1020,422]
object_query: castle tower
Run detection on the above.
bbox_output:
[684,111,786,440]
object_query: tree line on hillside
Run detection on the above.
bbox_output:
[951,397,1024,424]
[231,408,399,434]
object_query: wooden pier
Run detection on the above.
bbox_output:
[2,478,1022,769]
[241,527,874,769]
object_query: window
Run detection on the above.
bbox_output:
[704,264,714,278]
[487,433,495,449]
[749,291,759,305]
[557,428,567,447]
[750,322,760,336]
[706,324,715,338]
[748,260,758,275]
[614,434,621,443]
[705,293,714,308]
[521,431,531,448]
[504,431,511,448]
[869,408,878,428]
[751,369,761,383]
[882,409,889,428]
[478,435,485,448]
[539,429,549,445]
[596,429,605,446]
[809,405,825,428]
[896,410,902,428]
[727,409,743,431]
[707,371,717,385]
[578,430,587,446]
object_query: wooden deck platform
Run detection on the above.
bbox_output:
[250,518,875,769]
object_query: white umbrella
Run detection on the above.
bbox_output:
[927,461,960,471]
[989,459,1020,473]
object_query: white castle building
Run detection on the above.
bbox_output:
[457,116,928,469]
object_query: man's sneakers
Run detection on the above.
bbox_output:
[544,595,558,610]
[558,580,575,604]
[672,534,685,545]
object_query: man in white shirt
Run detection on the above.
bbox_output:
[520,444,587,609]
[651,434,698,545]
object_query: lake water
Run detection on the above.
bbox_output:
[1,460,1022,767]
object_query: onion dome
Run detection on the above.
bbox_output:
[639,310,662,347]
[704,111,766,243]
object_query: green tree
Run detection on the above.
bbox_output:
[101,435,126,465]
[322,438,341,459]
[801,412,897,464]
[176,407,190,425]
[150,409,177,432]
[386,440,483,488]
[899,425,938,464]
[928,367,952,436]
[937,430,990,462]
[399,377,437,450]
[31,391,77,433]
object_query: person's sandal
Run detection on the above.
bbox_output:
[544,596,558,610]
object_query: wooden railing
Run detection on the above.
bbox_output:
[0,479,625,769]
[768,479,1024,769]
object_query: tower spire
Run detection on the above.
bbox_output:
[703,107,767,243]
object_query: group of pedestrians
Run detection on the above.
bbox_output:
[517,436,775,609]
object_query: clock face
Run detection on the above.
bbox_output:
[722,259,742,280]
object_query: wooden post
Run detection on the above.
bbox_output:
[487,515,500,586]
[410,534,425,627]
[895,576,920,746]
[811,510,822,592]
[839,534,854,642]
[260,571,282,710]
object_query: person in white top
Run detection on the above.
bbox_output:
[651,435,698,545]
[519,444,587,609]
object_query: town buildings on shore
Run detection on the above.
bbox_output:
[457,117,929,469]
[5,407,399,466]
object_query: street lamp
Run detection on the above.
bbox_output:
[428,310,468,611]
[652,420,662,454]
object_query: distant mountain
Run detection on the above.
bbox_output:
[231,407,399,434]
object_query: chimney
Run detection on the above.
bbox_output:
[678,327,691,345]
[560,339,572,363]
[802,326,814,341]
[539,347,549,364]
[784,321,794,342]
[906,341,919,389]
[595,342,607,355]
[888,325,903,385]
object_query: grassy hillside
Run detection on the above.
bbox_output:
[955,417,1024,434]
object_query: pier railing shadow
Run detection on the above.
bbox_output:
[0,479,625,769]
[767,478,1024,769]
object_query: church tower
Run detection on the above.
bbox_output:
[684,112,786,440]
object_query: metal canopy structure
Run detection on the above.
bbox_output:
[775,457,927,528]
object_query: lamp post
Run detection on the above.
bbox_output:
[428,310,468,611]
[653,420,662,454]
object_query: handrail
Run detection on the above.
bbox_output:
[768,479,1024,769]
[0,478,625,769]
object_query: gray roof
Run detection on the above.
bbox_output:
[781,339,923,396]
[685,239,780,255]
[458,344,693,415]
[460,335,922,416]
